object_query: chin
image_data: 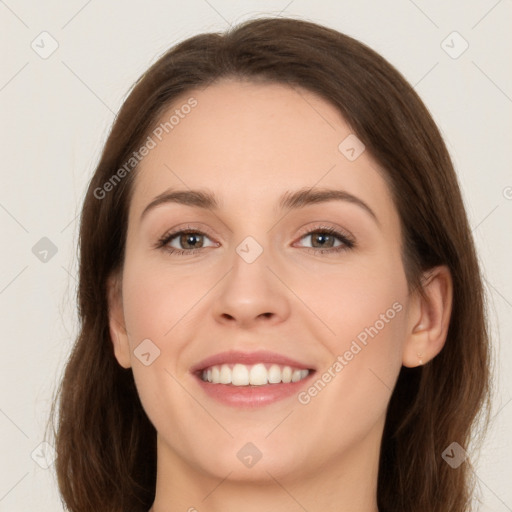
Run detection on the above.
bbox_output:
[199,438,309,482]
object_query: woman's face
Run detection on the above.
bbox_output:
[110,79,414,483]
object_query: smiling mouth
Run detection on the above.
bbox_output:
[199,363,312,386]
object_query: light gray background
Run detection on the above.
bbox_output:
[1,1,511,510]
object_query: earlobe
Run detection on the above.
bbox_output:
[402,265,453,368]
[107,274,132,369]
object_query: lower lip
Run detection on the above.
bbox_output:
[194,372,315,408]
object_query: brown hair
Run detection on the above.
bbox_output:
[47,16,492,512]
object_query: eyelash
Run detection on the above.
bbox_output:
[155,224,356,256]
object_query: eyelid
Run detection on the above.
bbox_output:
[156,222,356,255]
[158,223,218,242]
[294,222,355,243]
[157,223,353,244]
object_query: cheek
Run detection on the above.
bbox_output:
[119,256,203,431]
[121,255,204,347]
[297,249,408,417]
[297,282,407,454]
[292,250,407,350]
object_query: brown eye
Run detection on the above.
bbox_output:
[297,227,354,253]
[176,232,205,249]
[157,229,217,255]
[305,232,338,249]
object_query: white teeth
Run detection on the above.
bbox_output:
[232,364,250,386]
[292,369,310,382]
[249,363,268,386]
[281,366,292,383]
[219,364,232,384]
[291,369,302,382]
[268,364,282,384]
[201,363,310,386]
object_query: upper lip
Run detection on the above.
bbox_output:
[190,350,316,373]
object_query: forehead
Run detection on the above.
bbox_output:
[128,79,395,225]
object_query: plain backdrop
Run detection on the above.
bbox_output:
[0,1,511,510]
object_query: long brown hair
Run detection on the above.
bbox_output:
[47,16,492,512]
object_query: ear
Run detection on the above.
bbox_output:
[107,272,132,369]
[402,265,453,368]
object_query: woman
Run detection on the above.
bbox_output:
[47,16,492,512]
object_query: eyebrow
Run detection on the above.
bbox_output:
[140,186,379,225]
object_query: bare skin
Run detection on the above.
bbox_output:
[108,79,452,512]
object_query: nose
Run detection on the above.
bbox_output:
[211,241,291,329]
